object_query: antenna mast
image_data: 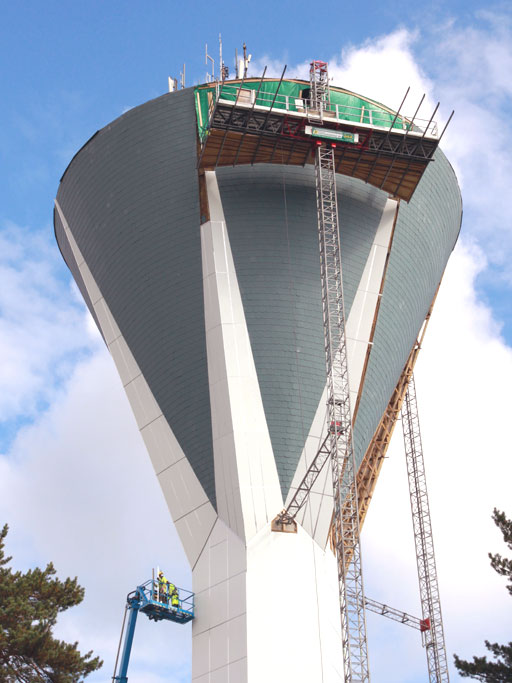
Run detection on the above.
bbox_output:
[205,44,215,82]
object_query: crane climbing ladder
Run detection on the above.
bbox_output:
[310,60,370,682]
[402,373,449,681]
[272,60,370,682]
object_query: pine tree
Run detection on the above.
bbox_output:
[454,509,512,681]
[0,524,102,682]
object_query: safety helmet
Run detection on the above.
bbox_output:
[158,571,163,576]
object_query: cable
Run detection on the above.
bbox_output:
[112,604,128,682]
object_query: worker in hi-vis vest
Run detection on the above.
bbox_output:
[170,584,180,609]
[158,570,179,609]
[158,570,170,603]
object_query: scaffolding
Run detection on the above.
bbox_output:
[316,140,370,682]
[311,58,369,681]
[364,597,431,633]
[196,69,451,202]
[402,374,449,681]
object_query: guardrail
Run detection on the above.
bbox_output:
[212,82,438,137]
[137,578,195,617]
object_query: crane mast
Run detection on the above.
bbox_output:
[311,60,370,682]
[402,373,449,681]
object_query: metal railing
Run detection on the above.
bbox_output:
[137,578,195,617]
[213,82,438,137]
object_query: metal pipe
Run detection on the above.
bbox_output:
[437,110,454,144]
[232,67,268,166]
[214,71,249,167]
[378,94,426,192]
[111,606,128,682]
[250,65,287,165]
[363,86,411,184]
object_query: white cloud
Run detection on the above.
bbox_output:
[0,346,191,682]
[328,30,436,120]
[363,241,512,680]
[425,13,512,280]
[0,221,98,426]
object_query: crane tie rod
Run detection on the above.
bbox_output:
[275,430,334,524]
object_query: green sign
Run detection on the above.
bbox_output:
[305,125,359,144]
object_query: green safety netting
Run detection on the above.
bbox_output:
[194,79,407,143]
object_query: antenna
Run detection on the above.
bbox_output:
[205,43,215,82]
[180,63,185,89]
[218,33,228,81]
[242,42,251,78]
[168,76,178,93]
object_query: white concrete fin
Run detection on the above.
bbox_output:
[140,415,186,475]
[93,298,122,346]
[202,171,283,544]
[109,335,141,387]
[55,201,217,571]
[345,197,397,392]
[124,373,162,430]
[288,198,398,547]
[173,502,218,568]
[192,517,248,680]
[56,200,103,307]
[54,200,85,268]
[159,458,211,523]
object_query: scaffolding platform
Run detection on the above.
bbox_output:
[196,77,450,202]
[129,579,195,625]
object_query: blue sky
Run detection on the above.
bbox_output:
[1,2,512,682]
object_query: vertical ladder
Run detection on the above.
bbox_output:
[309,60,329,122]
[314,136,370,681]
[402,373,449,682]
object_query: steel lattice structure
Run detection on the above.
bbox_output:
[315,140,370,682]
[309,60,330,117]
[364,597,430,633]
[402,373,449,682]
[273,434,331,528]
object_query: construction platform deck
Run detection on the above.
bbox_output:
[196,77,449,202]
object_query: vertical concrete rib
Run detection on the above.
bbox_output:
[201,171,282,542]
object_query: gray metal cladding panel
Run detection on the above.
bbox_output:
[354,150,462,466]
[216,164,387,496]
[55,89,216,508]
